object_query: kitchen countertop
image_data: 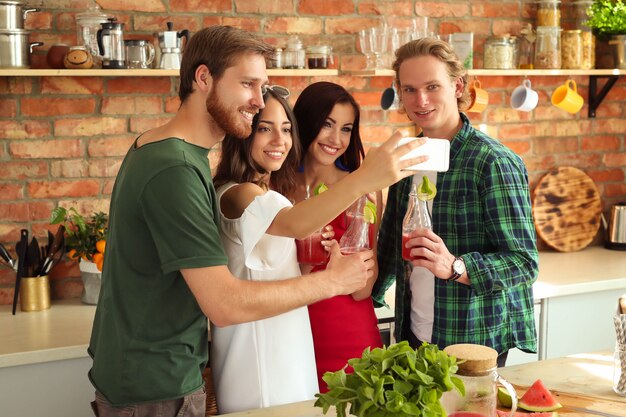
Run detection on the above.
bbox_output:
[219,351,626,416]
[1,246,625,369]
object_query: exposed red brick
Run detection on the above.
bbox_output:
[416,2,469,18]
[88,136,136,157]
[582,135,621,152]
[21,97,96,117]
[54,117,127,137]
[101,96,163,115]
[0,77,33,94]
[106,77,172,94]
[588,168,625,183]
[222,17,261,33]
[42,77,105,95]
[1,120,51,140]
[604,152,626,168]
[235,0,294,13]
[0,184,23,201]
[97,0,166,12]
[0,99,17,117]
[87,159,123,177]
[352,91,383,107]
[326,18,384,34]
[170,0,231,12]
[265,18,323,34]
[28,180,100,199]
[130,116,174,134]
[55,12,75,31]
[10,139,82,159]
[502,141,531,156]
[358,1,413,17]
[299,0,355,15]
[133,15,202,33]
[605,183,626,198]
[360,125,394,144]
[472,3,521,18]
[202,16,224,27]
[0,161,48,180]
[165,96,181,113]
[50,160,89,178]
[0,202,55,222]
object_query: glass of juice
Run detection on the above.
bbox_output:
[296,230,327,265]
[402,232,426,261]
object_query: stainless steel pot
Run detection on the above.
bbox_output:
[0,29,42,68]
[604,202,626,250]
[0,0,39,29]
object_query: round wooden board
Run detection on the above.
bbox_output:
[532,166,602,252]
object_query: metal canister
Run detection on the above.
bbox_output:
[0,28,43,68]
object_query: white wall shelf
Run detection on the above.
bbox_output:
[0,68,339,77]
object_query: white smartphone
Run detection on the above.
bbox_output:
[398,137,450,172]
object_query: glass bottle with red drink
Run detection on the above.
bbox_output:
[296,185,327,265]
[402,183,432,261]
[339,196,370,254]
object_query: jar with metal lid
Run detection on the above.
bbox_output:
[561,29,583,69]
[440,344,518,417]
[536,0,561,27]
[484,36,518,69]
[306,44,333,69]
[283,35,305,69]
[534,26,561,69]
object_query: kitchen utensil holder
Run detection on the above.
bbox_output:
[19,275,51,312]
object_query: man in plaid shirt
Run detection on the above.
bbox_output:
[373,38,538,366]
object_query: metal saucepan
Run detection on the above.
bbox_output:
[0,0,39,30]
[0,28,42,68]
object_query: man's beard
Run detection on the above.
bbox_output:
[205,87,252,139]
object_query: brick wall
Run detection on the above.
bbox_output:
[1,0,625,303]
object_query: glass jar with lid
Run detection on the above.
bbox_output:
[283,35,305,69]
[536,0,561,27]
[561,29,583,69]
[306,44,333,69]
[266,47,282,69]
[534,26,561,69]
[572,0,595,69]
[484,35,518,69]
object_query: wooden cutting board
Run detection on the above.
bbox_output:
[532,167,602,252]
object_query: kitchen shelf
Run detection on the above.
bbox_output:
[361,68,626,76]
[0,68,339,77]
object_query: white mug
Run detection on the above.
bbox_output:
[510,79,538,112]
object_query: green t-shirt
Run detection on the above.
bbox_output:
[88,138,228,406]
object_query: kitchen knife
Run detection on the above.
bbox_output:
[39,225,65,276]
[0,242,15,270]
[12,229,28,315]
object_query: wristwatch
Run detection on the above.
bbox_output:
[445,256,466,282]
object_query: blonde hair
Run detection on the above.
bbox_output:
[392,38,471,111]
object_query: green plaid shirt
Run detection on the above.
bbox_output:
[373,113,538,354]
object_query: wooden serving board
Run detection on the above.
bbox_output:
[510,385,626,417]
[532,167,602,252]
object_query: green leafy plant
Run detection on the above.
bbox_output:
[586,0,626,39]
[315,341,465,417]
[50,207,108,263]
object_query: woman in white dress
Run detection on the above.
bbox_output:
[210,86,365,413]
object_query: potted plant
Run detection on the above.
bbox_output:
[586,0,626,68]
[50,206,108,304]
[314,341,464,417]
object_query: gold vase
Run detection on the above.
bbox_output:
[19,275,51,312]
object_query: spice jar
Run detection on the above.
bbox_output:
[266,47,282,69]
[561,29,583,69]
[573,0,595,69]
[536,0,561,27]
[484,36,518,69]
[534,26,561,69]
[283,35,305,69]
[306,44,333,69]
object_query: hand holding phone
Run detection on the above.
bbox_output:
[398,137,450,172]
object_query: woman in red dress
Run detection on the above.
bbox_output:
[290,82,383,392]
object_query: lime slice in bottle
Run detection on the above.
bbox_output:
[363,200,377,224]
[417,175,437,201]
[313,182,328,195]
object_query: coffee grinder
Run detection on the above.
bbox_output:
[157,22,189,70]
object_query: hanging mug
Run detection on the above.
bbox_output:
[551,79,584,114]
[511,79,539,112]
[467,79,489,113]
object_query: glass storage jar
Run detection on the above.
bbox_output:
[561,29,583,69]
[306,44,333,69]
[484,35,518,69]
[283,35,305,69]
[536,0,561,27]
[573,0,595,69]
[266,47,282,69]
[534,26,561,69]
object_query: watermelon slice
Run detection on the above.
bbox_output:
[517,379,562,412]
[496,410,558,417]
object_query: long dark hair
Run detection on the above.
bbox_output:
[292,81,365,171]
[213,89,301,197]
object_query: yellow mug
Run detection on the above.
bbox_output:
[467,79,489,113]
[551,79,584,114]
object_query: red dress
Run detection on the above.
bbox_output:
[309,212,383,392]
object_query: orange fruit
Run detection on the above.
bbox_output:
[92,252,103,265]
[67,249,78,259]
[96,239,106,253]
[96,257,104,271]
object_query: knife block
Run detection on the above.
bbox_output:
[19,275,51,312]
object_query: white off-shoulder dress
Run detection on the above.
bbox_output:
[210,182,318,414]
